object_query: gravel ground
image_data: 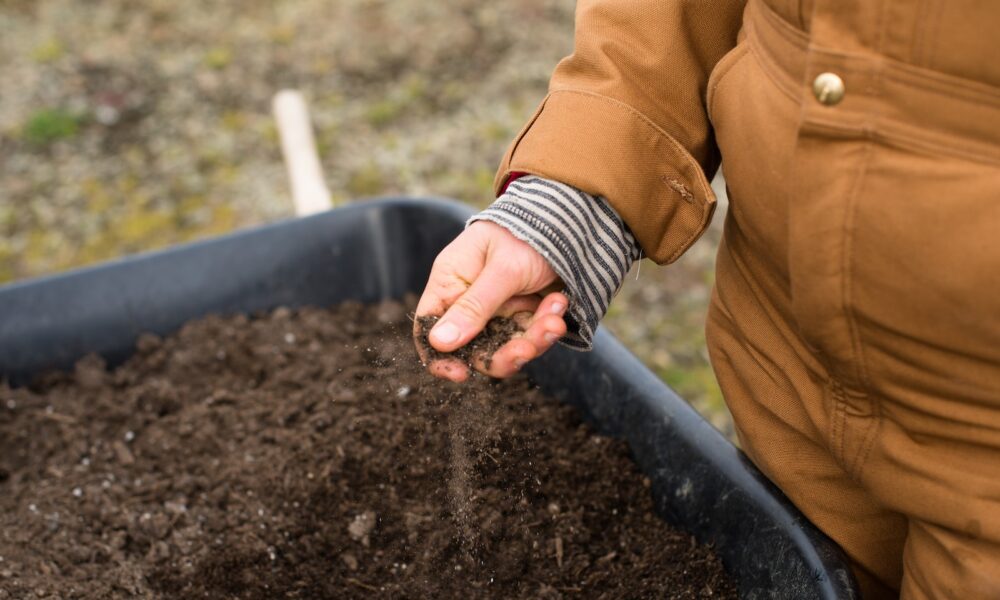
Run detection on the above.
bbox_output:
[0,0,733,438]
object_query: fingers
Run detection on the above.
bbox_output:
[427,358,471,383]
[421,293,569,382]
[474,337,538,378]
[518,292,569,355]
[428,261,520,353]
[412,221,565,382]
[475,292,569,378]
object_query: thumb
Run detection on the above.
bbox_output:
[429,261,521,352]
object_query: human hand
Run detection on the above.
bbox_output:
[414,221,568,382]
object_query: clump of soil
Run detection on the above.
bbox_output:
[0,300,736,599]
[415,314,521,370]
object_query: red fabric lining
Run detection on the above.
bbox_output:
[499,171,530,194]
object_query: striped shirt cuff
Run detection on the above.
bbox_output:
[469,175,641,350]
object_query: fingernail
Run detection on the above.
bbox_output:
[550,302,565,315]
[431,321,460,345]
[544,332,559,344]
[513,358,527,369]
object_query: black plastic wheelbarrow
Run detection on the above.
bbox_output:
[0,198,859,599]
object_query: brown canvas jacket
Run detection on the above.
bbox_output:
[494,0,1000,264]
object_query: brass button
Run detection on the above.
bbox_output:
[812,72,845,106]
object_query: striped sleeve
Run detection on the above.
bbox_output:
[468,175,641,350]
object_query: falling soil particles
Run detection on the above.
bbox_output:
[0,299,736,599]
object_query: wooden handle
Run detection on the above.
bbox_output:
[272,89,333,216]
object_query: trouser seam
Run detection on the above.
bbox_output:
[841,140,881,480]
[852,406,882,480]
[830,382,847,467]
[841,141,875,392]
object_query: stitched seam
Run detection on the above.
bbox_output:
[840,141,880,479]
[757,0,810,47]
[828,383,837,460]
[843,4,885,401]
[881,65,1000,107]
[498,98,548,191]
[910,0,931,67]
[853,400,883,479]
[831,383,846,466]
[875,0,890,62]
[665,201,713,264]
[841,142,875,392]
[746,24,800,104]
[707,43,751,122]
[920,0,946,74]
[871,125,1000,166]
[800,116,1000,166]
[846,410,871,479]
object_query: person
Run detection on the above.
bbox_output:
[413,0,1000,597]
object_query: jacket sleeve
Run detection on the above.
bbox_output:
[494,0,747,264]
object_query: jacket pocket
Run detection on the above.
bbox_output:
[706,42,750,126]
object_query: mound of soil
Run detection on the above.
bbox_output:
[0,300,736,599]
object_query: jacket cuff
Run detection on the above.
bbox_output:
[494,89,717,264]
[470,175,641,351]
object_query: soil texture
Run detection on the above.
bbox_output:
[0,300,736,599]
[415,315,521,370]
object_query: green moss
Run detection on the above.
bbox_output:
[347,163,385,197]
[31,39,64,63]
[203,204,237,236]
[0,204,14,231]
[22,229,58,270]
[221,110,246,131]
[260,121,280,146]
[316,123,338,157]
[211,163,239,185]
[0,241,14,284]
[203,46,233,69]
[322,93,346,109]
[118,210,172,246]
[23,108,82,146]
[402,75,428,102]
[363,76,428,128]
[364,98,404,128]
[82,178,113,215]
[480,121,512,143]
[440,81,466,103]
[431,167,497,206]
[472,167,496,196]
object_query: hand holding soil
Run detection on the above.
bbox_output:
[414,221,568,382]
[415,314,527,372]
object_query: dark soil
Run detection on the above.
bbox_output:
[0,300,736,599]
[415,315,521,370]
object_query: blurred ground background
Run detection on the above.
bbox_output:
[0,0,733,438]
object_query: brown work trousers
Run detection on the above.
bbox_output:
[706,3,1000,598]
